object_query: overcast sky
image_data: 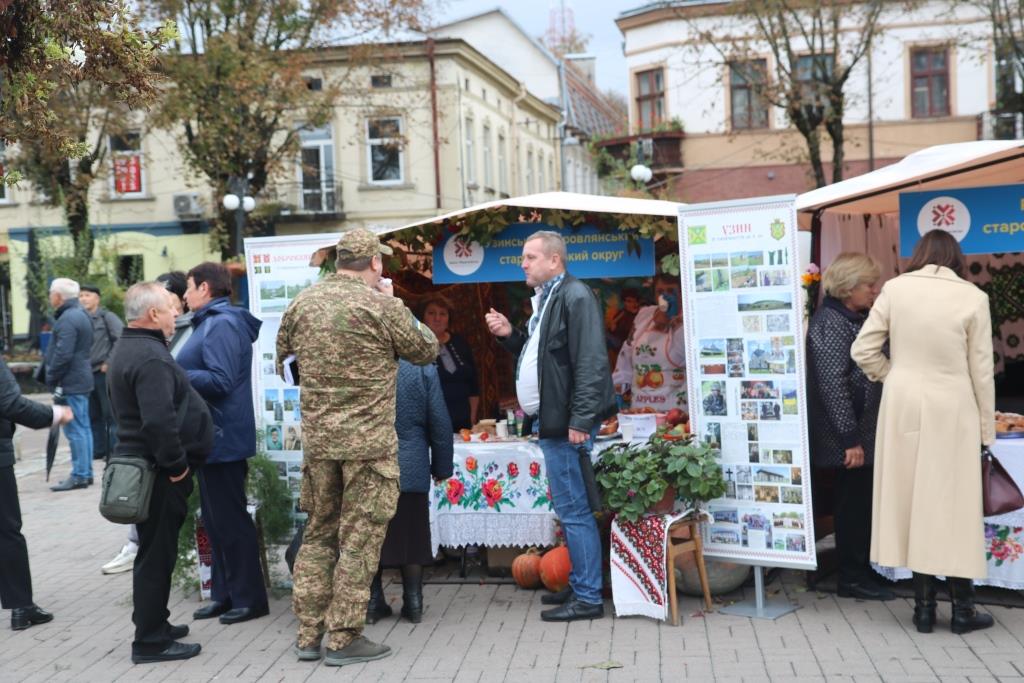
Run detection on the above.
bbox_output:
[434,0,635,96]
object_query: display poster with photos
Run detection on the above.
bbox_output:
[678,196,816,570]
[244,234,341,523]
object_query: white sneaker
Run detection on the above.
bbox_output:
[101,543,138,574]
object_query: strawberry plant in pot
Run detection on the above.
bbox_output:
[595,432,726,523]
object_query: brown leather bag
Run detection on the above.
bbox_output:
[982,447,1024,517]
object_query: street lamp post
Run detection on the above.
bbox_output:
[222,175,255,256]
[630,163,653,187]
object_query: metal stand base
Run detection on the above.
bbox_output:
[718,566,799,620]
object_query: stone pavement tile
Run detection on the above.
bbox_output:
[503,668,560,683]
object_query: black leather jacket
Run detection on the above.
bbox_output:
[499,273,616,439]
[0,358,54,468]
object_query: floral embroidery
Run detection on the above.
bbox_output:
[985,524,1024,567]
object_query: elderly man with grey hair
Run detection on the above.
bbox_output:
[107,282,213,664]
[44,277,95,492]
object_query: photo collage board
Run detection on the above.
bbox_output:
[678,197,816,570]
[244,234,341,523]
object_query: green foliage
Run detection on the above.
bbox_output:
[24,231,131,319]
[172,435,294,593]
[595,432,726,523]
[0,1,172,164]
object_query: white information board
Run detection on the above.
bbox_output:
[678,196,816,570]
[244,234,339,518]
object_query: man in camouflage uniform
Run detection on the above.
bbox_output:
[276,228,438,666]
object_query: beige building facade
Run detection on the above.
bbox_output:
[0,38,561,336]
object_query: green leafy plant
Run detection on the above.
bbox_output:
[172,438,294,593]
[595,432,726,523]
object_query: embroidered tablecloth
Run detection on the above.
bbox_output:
[873,439,1024,589]
[610,507,694,621]
[429,440,556,554]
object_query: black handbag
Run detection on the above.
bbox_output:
[982,446,1024,517]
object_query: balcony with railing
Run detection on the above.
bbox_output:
[592,129,685,179]
[978,111,1024,140]
[276,176,345,223]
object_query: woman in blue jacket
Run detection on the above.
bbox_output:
[365,361,453,624]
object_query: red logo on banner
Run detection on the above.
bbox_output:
[113,156,141,194]
[454,239,473,258]
[931,203,956,227]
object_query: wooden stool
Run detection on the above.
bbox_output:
[665,517,713,626]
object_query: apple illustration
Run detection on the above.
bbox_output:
[647,370,664,388]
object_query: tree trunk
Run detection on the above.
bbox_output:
[792,110,828,189]
[26,230,45,349]
[826,96,846,184]
[66,182,93,272]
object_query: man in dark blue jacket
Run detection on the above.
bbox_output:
[44,278,95,492]
[178,262,268,625]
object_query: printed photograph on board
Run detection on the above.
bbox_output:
[284,425,303,451]
[741,380,779,399]
[711,268,731,292]
[753,465,791,484]
[730,250,764,267]
[759,268,790,287]
[766,313,790,333]
[748,443,760,462]
[699,339,727,359]
[754,485,780,503]
[773,512,805,530]
[741,315,763,333]
[737,292,793,312]
[694,270,712,292]
[701,381,728,416]
[709,526,742,545]
[265,424,284,451]
[759,401,782,421]
[731,267,757,288]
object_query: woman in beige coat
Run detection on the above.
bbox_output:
[851,230,995,635]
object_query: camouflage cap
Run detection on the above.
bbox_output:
[336,228,393,260]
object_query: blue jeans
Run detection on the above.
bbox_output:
[537,428,602,605]
[63,393,94,479]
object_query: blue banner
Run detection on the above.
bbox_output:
[899,183,1024,256]
[431,223,656,284]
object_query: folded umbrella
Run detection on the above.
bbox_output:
[46,393,67,482]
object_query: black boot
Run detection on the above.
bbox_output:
[948,577,994,634]
[365,569,392,624]
[400,564,423,623]
[912,573,937,633]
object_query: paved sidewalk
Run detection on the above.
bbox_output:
[3,433,1024,682]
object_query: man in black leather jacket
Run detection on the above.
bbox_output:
[486,230,615,622]
[0,358,73,631]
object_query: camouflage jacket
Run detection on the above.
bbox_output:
[276,273,439,461]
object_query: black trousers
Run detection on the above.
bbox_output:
[89,371,116,460]
[0,465,33,609]
[197,460,267,609]
[133,473,192,654]
[834,465,874,585]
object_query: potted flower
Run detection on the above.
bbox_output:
[595,431,726,523]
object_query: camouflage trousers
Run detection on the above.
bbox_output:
[292,457,399,650]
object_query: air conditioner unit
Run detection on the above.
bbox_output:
[173,192,203,219]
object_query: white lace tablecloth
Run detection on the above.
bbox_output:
[873,439,1024,589]
[429,440,557,554]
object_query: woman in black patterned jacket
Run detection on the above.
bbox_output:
[806,253,890,601]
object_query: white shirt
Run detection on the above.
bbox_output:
[515,281,561,416]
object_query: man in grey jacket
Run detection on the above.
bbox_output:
[79,284,123,462]
[44,278,95,492]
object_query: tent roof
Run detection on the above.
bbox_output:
[795,141,1024,216]
[385,191,683,234]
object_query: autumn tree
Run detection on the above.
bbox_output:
[144,0,433,257]
[681,0,892,187]
[0,0,173,166]
[977,1,1024,117]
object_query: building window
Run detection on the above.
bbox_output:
[795,55,833,113]
[911,47,950,118]
[636,68,665,131]
[305,77,323,91]
[464,117,476,184]
[538,152,545,191]
[497,133,508,194]
[110,132,144,197]
[371,74,392,88]
[367,117,404,185]
[730,60,769,130]
[482,124,493,188]
[298,124,335,212]
[116,255,144,287]
[526,150,534,194]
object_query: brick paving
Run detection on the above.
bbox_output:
[3,416,1024,682]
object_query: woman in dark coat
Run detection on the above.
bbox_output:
[806,253,891,601]
[421,296,479,431]
[0,358,73,630]
[366,360,453,624]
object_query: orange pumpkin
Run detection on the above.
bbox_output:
[539,546,572,592]
[511,548,543,589]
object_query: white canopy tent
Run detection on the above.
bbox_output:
[387,191,684,234]
[796,140,1024,223]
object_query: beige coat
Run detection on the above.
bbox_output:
[851,266,994,579]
